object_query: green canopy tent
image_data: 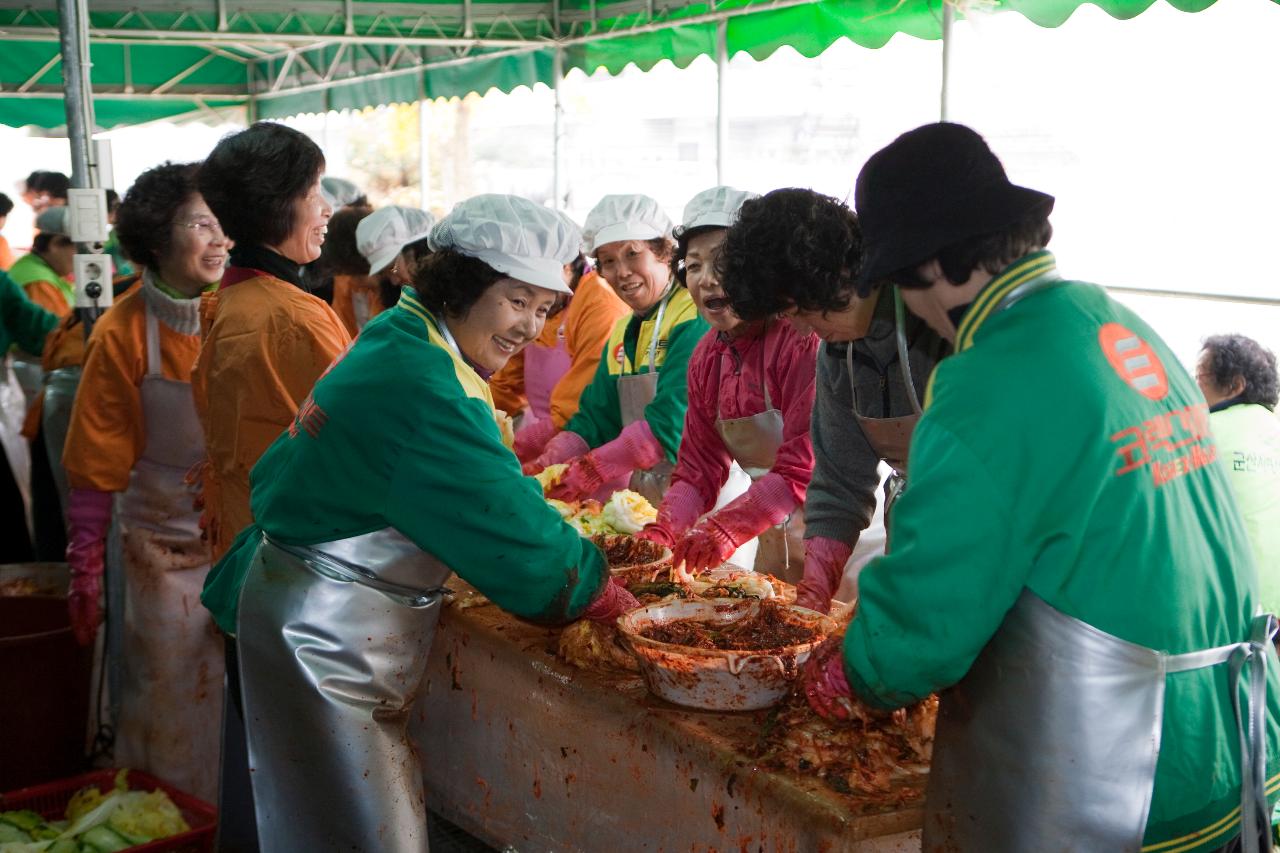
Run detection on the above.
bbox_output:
[0,0,1238,131]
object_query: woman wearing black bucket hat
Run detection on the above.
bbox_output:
[801,122,1280,853]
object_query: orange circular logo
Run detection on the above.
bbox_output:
[1098,322,1168,401]
[614,342,627,365]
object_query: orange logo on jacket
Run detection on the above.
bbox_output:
[1099,323,1168,401]
[614,342,627,365]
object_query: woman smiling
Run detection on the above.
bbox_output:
[202,194,633,852]
[528,194,710,506]
[192,122,351,563]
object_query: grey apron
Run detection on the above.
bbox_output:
[41,365,81,520]
[927,589,1277,853]
[236,526,452,853]
[618,290,675,506]
[715,323,804,584]
[112,306,223,802]
[846,289,923,544]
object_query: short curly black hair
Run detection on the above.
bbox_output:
[0,193,12,218]
[198,121,325,248]
[1201,334,1279,410]
[718,188,862,322]
[114,161,200,270]
[412,248,504,319]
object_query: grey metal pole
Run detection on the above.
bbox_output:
[56,0,93,188]
[715,19,727,185]
[419,99,431,210]
[940,1,954,121]
[553,47,565,211]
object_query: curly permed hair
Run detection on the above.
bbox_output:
[412,248,504,319]
[1201,334,1279,410]
[114,161,200,270]
[717,188,862,322]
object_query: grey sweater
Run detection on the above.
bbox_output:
[804,295,950,545]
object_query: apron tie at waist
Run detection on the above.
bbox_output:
[1164,614,1277,853]
[262,533,448,607]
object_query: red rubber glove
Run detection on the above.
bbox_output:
[66,487,114,646]
[526,429,590,476]
[581,577,640,624]
[635,523,676,549]
[795,536,854,613]
[514,417,559,465]
[802,637,856,723]
[673,473,798,574]
[546,420,666,503]
[638,480,705,550]
[672,517,738,574]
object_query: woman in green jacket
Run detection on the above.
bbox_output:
[202,194,636,853]
[527,194,710,506]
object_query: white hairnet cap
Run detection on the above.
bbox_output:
[35,206,70,237]
[428,194,579,295]
[674,186,757,238]
[582,194,672,255]
[356,206,437,274]
[320,176,364,208]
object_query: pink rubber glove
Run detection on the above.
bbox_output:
[672,473,798,574]
[581,577,641,624]
[795,536,854,614]
[635,524,676,549]
[526,429,590,476]
[801,637,856,723]
[65,487,114,647]
[643,480,705,546]
[546,420,666,503]
[514,417,559,465]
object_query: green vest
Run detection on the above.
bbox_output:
[8,252,74,311]
[1211,402,1280,616]
[201,288,607,637]
[842,252,1280,853]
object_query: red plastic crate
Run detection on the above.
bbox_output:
[0,769,216,852]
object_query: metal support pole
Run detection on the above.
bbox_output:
[715,19,727,185]
[940,0,954,121]
[56,0,94,188]
[552,48,565,210]
[419,98,431,210]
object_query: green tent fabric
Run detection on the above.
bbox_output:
[0,0,1254,128]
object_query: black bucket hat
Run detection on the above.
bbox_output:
[854,122,1054,292]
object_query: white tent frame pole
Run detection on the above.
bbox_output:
[552,46,565,210]
[940,0,954,120]
[715,18,727,185]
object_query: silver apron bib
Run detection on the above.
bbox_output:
[618,292,675,506]
[715,325,805,583]
[113,307,223,802]
[0,356,33,536]
[41,365,81,519]
[926,590,1278,853]
[236,526,452,853]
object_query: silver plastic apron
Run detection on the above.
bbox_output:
[0,356,33,536]
[112,307,223,802]
[715,324,804,583]
[618,291,675,506]
[237,526,451,853]
[41,365,81,519]
[926,589,1278,853]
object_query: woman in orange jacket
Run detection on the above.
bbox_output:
[192,122,351,563]
[62,162,231,801]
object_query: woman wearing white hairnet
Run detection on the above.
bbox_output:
[201,194,635,853]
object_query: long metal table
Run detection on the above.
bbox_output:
[411,583,924,852]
